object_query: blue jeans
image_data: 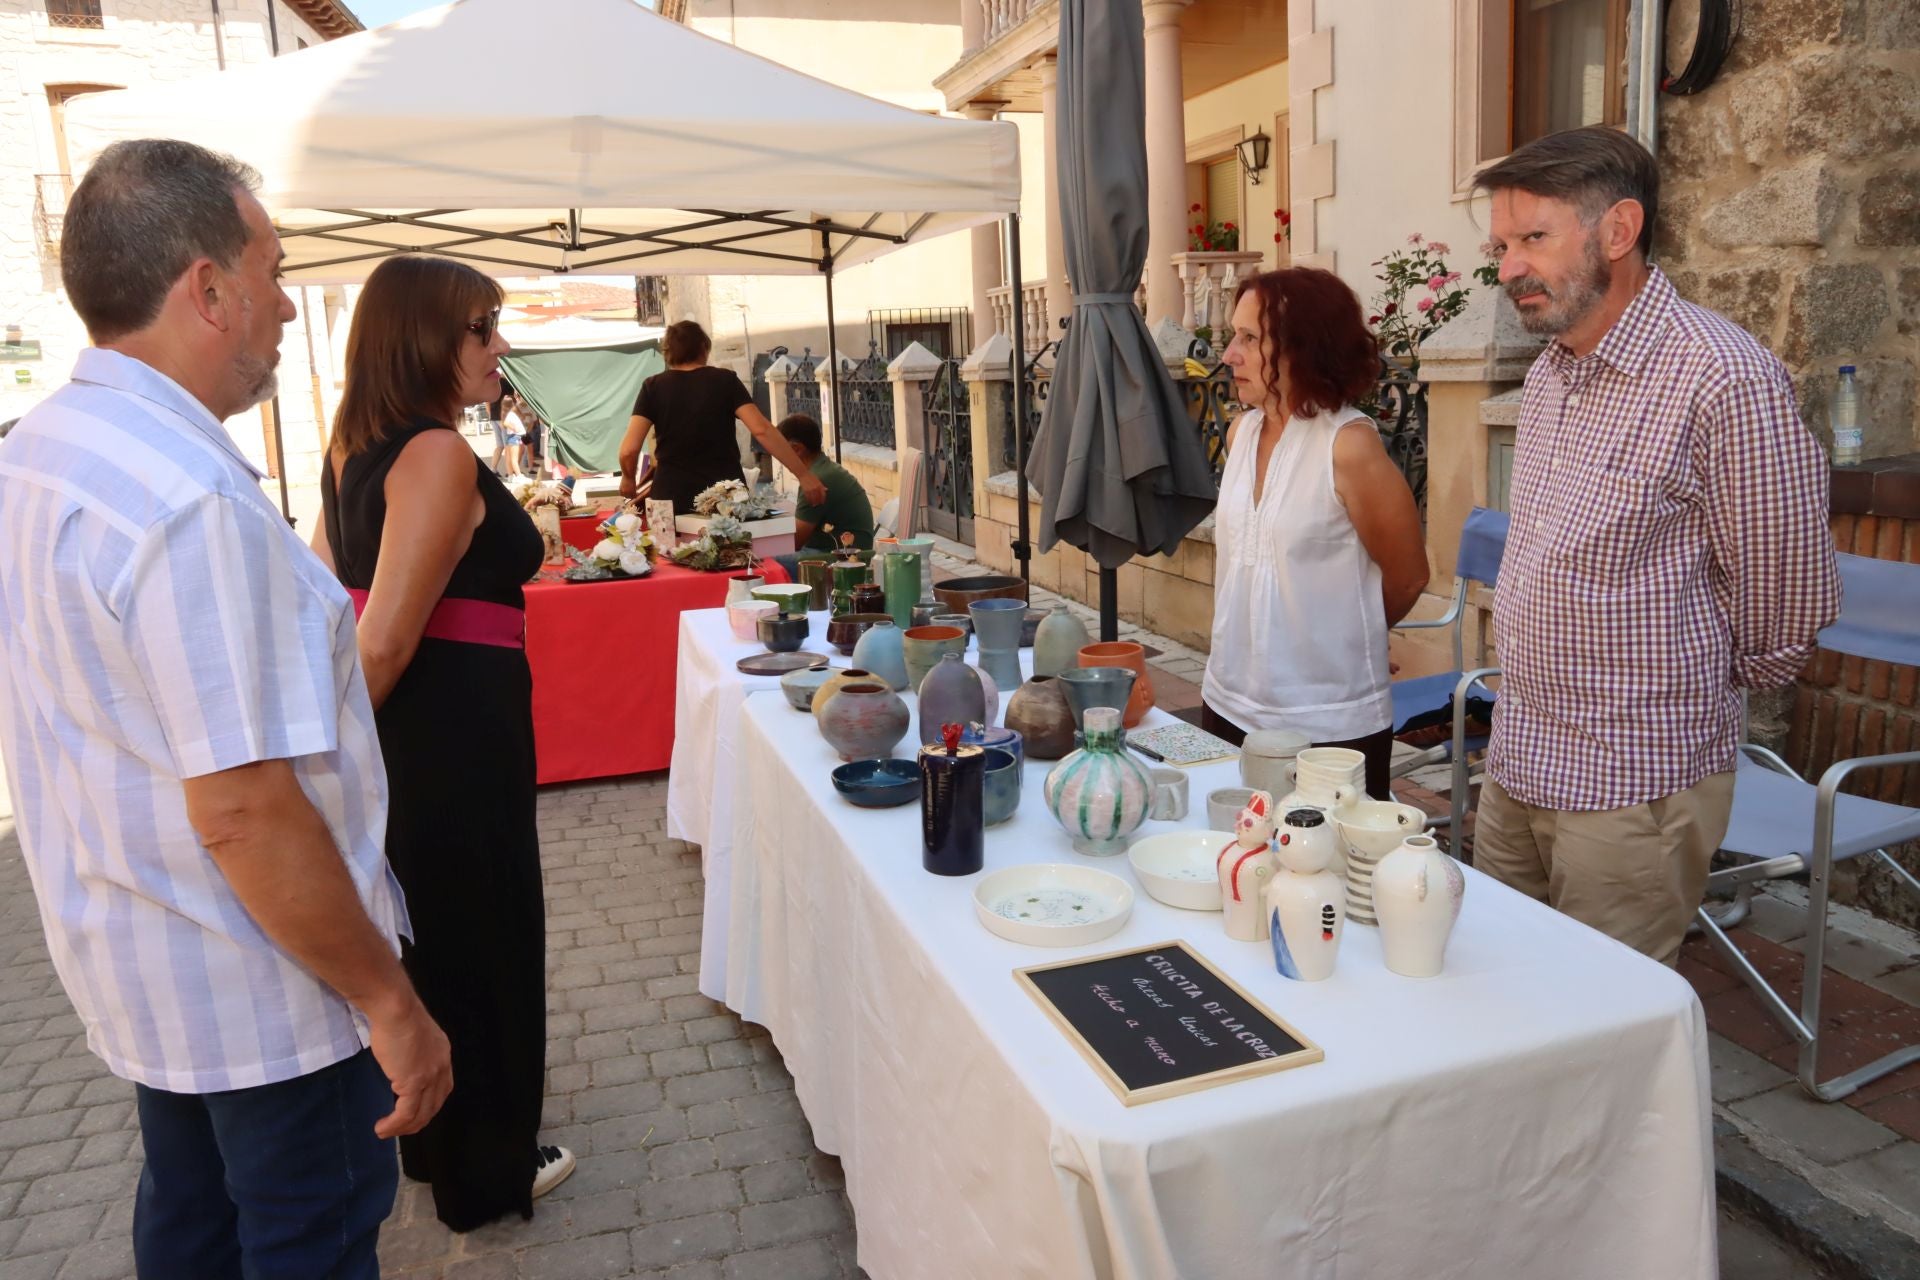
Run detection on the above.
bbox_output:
[133,1049,398,1280]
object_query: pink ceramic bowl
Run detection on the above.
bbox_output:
[727,600,778,643]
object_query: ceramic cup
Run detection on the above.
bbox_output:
[1148,768,1190,822]
[756,613,809,654]
[1207,786,1258,832]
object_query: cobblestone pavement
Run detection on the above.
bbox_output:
[0,779,863,1280]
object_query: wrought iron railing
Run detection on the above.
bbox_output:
[34,174,71,252]
[923,358,975,533]
[786,349,823,423]
[46,0,104,29]
[1181,341,1240,484]
[1004,338,1059,474]
[870,308,973,361]
[1362,369,1430,517]
[634,276,667,326]
[836,342,896,448]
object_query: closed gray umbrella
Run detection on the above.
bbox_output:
[1024,0,1217,636]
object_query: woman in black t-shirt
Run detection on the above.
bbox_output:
[619,321,826,513]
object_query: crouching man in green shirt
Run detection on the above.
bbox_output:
[772,414,875,580]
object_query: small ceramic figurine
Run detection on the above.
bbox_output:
[1266,807,1345,982]
[1215,791,1278,942]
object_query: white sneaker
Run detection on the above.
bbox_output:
[532,1144,576,1199]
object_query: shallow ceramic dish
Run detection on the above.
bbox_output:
[736,651,829,677]
[1126,830,1230,911]
[778,665,837,712]
[727,600,778,643]
[752,583,815,617]
[830,758,920,808]
[972,864,1133,947]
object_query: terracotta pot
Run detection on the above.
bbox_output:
[1077,641,1155,728]
[1003,675,1077,761]
[901,624,967,693]
[812,667,879,721]
[931,574,1027,616]
[817,682,910,762]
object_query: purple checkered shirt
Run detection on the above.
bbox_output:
[1487,267,1839,811]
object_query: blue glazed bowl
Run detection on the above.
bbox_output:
[830,758,920,808]
[962,723,1023,769]
[982,746,1021,827]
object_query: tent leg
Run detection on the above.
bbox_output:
[269,393,293,526]
[824,268,844,464]
[1007,213,1031,584]
[1100,566,1118,643]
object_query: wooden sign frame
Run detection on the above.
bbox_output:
[1015,940,1323,1106]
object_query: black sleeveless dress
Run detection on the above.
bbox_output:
[321,419,547,1232]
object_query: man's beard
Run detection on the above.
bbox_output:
[1506,231,1612,337]
[233,351,279,412]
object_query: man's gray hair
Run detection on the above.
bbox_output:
[60,139,262,342]
[1474,126,1659,259]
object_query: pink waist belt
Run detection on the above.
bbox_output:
[346,589,525,650]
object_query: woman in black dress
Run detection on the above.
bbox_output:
[618,320,827,512]
[313,255,570,1232]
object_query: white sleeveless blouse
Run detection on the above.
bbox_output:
[1201,405,1393,741]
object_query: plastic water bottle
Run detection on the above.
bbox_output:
[1832,365,1863,465]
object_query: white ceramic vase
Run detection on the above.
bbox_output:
[726,575,764,606]
[1265,808,1344,981]
[1372,834,1466,978]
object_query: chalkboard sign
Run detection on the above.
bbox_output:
[1016,940,1322,1105]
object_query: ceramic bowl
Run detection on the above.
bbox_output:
[756,613,809,654]
[1333,800,1431,861]
[982,746,1021,827]
[778,665,837,712]
[825,611,892,655]
[1206,786,1258,832]
[932,574,1028,616]
[1127,830,1229,911]
[931,613,973,635]
[752,583,815,617]
[973,864,1133,948]
[830,758,920,808]
[727,600,778,643]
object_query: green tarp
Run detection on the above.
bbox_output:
[500,340,662,473]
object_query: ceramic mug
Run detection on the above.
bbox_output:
[1148,768,1189,822]
[1207,786,1257,832]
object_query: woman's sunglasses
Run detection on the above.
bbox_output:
[466,309,501,344]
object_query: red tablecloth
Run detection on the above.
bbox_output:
[561,513,610,553]
[525,560,791,784]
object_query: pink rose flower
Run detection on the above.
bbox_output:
[1407,232,1424,246]
[1427,274,1447,291]
[1416,296,1435,313]
[1428,241,1451,255]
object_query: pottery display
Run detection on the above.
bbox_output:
[961,723,1022,768]
[968,598,1025,695]
[981,745,1021,827]
[826,611,892,657]
[817,681,910,762]
[918,653,986,745]
[779,665,836,712]
[1127,831,1227,911]
[1077,641,1156,728]
[1003,675,1077,760]
[727,600,778,643]
[1372,834,1465,978]
[898,535,937,608]
[1267,808,1346,982]
[1333,801,1429,927]
[851,582,887,616]
[932,574,1027,616]
[876,550,921,630]
[830,758,919,808]
[726,574,764,606]
[901,624,968,692]
[1032,606,1091,677]
[1054,667,1137,736]
[1216,791,1278,941]
[1147,767,1190,822]
[829,562,868,616]
[1042,706,1152,857]
[796,555,833,612]
[1206,786,1257,833]
[850,619,908,690]
[756,613,808,654]
[811,667,881,721]
[972,863,1133,947]
[920,726,985,876]
[1240,728,1311,797]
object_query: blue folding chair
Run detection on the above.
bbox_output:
[1695,551,1920,1101]
[1391,507,1508,841]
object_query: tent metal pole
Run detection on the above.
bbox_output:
[1007,213,1031,583]
[824,263,844,464]
[268,394,293,524]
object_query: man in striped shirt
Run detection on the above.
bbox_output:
[1471,127,1840,966]
[0,140,452,1277]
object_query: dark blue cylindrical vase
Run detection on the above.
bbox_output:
[919,742,985,876]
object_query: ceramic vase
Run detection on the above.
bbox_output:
[1216,790,1278,942]
[972,662,1001,725]
[830,562,868,616]
[850,620,908,691]
[1282,746,1367,813]
[1054,667,1137,737]
[901,625,968,693]
[1372,834,1465,978]
[981,746,1021,826]
[851,582,887,616]
[1333,801,1428,928]
[968,598,1025,695]
[1267,808,1345,982]
[878,551,921,631]
[1042,706,1152,857]
[898,536,937,608]
[812,667,880,721]
[726,575,764,606]
[817,682,909,762]
[1032,606,1091,678]
[919,740,985,876]
[1003,675,1077,760]
[918,653,986,745]
[797,556,833,612]
[1077,641,1156,728]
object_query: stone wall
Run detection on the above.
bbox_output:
[1656,0,1920,457]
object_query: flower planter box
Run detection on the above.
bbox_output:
[673,511,797,559]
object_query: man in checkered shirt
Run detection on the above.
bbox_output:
[1473,127,1839,966]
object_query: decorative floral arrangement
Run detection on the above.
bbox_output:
[1366,232,1501,376]
[508,474,573,513]
[692,479,778,522]
[668,513,754,572]
[563,508,655,581]
[1274,208,1292,245]
[1187,203,1238,252]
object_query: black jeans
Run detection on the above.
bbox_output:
[1195,700,1395,801]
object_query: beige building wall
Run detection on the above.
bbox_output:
[1181,59,1289,273]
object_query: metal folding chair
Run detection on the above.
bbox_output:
[1694,551,1920,1101]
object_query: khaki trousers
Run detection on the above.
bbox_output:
[1473,772,1735,966]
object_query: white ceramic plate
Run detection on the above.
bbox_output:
[973,864,1133,947]
[1126,830,1229,911]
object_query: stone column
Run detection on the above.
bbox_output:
[960,332,1015,547]
[965,102,1006,340]
[763,356,795,431]
[886,341,944,458]
[960,0,982,53]
[1142,0,1194,325]
[1038,56,1069,346]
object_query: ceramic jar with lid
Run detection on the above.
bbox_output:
[1240,728,1310,797]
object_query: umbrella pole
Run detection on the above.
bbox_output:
[824,264,844,464]
[1099,566,1118,643]
[1006,213,1031,584]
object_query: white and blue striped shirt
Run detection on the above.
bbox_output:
[0,349,409,1094]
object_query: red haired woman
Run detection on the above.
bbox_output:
[1201,268,1430,799]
